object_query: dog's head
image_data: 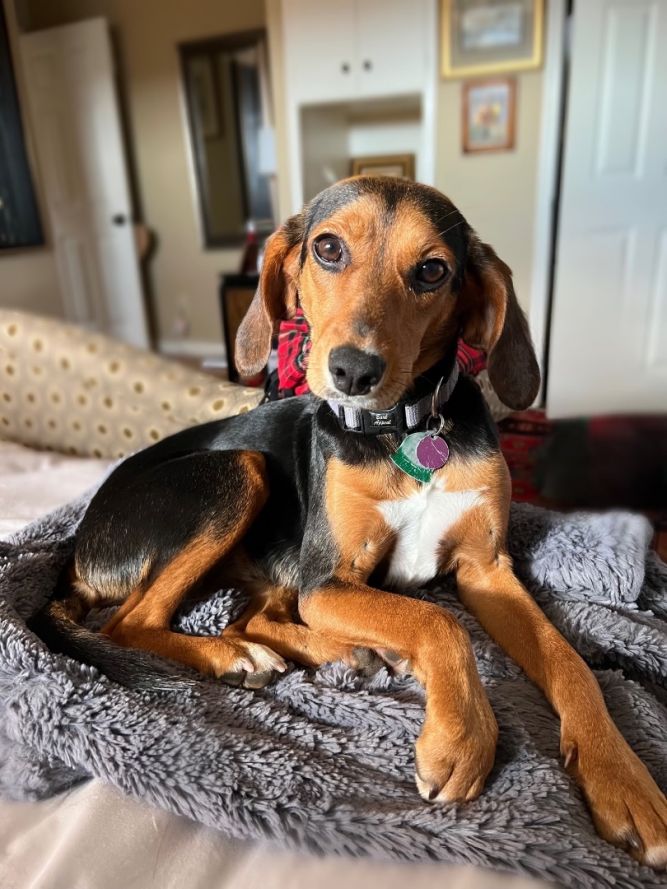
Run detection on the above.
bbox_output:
[236,177,540,411]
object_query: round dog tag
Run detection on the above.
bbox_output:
[391,432,450,483]
[416,434,449,469]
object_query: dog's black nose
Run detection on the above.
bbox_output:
[329,346,386,396]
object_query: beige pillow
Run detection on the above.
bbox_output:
[0,310,263,459]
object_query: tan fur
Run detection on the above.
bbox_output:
[325,457,412,582]
[302,196,462,408]
[455,558,667,866]
[299,580,498,802]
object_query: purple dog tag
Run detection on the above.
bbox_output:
[416,434,450,469]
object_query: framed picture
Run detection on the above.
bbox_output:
[441,0,544,79]
[462,77,516,153]
[350,153,415,180]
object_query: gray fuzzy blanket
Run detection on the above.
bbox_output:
[1,494,666,889]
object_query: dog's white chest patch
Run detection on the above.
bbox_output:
[378,481,483,588]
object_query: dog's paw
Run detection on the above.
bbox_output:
[218,640,287,689]
[563,728,667,869]
[375,647,411,675]
[342,646,385,675]
[414,702,498,803]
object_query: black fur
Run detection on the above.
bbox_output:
[29,178,527,688]
[30,372,500,688]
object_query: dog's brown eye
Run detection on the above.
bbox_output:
[314,235,343,265]
[415,259,449,290]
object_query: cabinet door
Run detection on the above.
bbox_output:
[356,0,428,98]
[282,0,357,103]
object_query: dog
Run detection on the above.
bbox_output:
[33,177,666,868]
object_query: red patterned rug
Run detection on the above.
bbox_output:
[499,410,667,561]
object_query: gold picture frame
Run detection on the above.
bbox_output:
[350,153,416,180]
[441,0,544,79]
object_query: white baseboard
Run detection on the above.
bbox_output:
[158,339,227,364]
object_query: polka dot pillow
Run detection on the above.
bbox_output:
[0,310,263,459]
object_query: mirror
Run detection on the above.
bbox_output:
[0,4,43,250]
[179,29,275,248]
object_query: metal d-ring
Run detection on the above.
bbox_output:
[431,376,445,419]
[426,412,446,436]
[426,376,446,436]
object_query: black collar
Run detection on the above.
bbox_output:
[327,355,459,436]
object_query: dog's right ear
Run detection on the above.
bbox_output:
[234,215,304,377]
[461,235,540,410]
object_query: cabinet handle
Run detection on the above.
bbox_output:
[341,62,350,74]
[362,59,372,71]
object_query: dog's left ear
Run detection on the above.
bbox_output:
[234,216,303,377]
[461,235,540,410]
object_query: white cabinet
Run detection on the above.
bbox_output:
[283,0,429,104]
[276,0,436,213]
[282,0,357,103]
[356,0,427,98]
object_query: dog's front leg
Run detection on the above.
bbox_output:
[457,557,667,868]
[299,579,497,802]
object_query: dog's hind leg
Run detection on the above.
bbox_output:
[225,584,374,672]
[36,450,285,687]
[107,533,286,683]
[97,451,286,684]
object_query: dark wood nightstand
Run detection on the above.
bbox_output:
[219,273,259,383]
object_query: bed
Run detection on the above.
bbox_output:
[3,311,663,889]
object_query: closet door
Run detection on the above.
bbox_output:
[548,0,667,416]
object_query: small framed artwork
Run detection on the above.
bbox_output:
[462,77,516,153]
[441,0,544,79]
[350,153,416,180]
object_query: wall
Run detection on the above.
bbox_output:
[268,0,545,322]
[14,0,544,346]
[23,0,267,354]
[0,0,64,319]
[435,71,544,316]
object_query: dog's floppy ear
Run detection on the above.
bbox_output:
[234,216,303,377]
[461,235,540,410]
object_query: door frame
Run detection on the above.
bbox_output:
[529,0,568,404]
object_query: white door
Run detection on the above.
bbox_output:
[20,18,149,347]
[548,0,667,417]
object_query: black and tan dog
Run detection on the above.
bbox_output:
[33,178,666,867]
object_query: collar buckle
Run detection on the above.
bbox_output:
[359,404,404,435]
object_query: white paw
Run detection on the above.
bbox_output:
[243,642,287,674]
[220,641,287,689]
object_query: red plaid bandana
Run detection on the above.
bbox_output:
[277,310,311,396]
[456,338,487,376]
[276,308,486,398]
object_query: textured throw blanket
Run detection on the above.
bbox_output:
[1,495,666,889]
